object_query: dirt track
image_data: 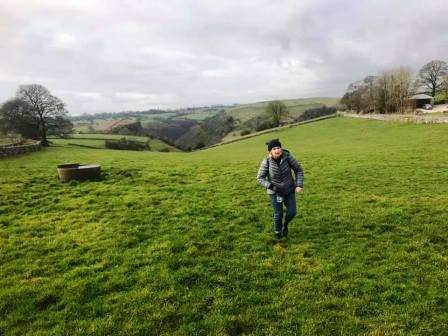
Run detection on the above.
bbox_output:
[420,103,448,113]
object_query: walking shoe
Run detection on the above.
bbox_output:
[275,232,282,240]
[282,224,288,238]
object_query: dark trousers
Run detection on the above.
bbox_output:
[269,192,297,234]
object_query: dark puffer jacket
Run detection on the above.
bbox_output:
[257,150,303,195]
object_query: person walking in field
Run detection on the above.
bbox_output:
[257,139,304,239]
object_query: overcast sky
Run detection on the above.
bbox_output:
[1,0,447,115]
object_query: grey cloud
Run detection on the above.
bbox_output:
[0,0,447,114]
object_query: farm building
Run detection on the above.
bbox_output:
[410,94,433,109]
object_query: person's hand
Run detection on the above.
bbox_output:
[295,187,303,193]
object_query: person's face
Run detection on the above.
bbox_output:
[270,146,282,159]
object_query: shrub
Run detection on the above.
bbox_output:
[105,138,149,151]
[296,106,337,122]
[255,120,275,132]
[194,141,206,150]
[240,129,251,136]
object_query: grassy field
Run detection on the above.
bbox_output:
[73,118,137,133]
[1,117,447,335]
[48,134,179,152]
[225,97,340,123]
[173,111,220,121]
[422,111,448,116]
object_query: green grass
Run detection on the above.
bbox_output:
[225,97,340,122]
[1,117,447,335]
[421,111,448,116]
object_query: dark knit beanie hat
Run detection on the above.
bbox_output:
[266,138,282,151]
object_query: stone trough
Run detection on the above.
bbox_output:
[57,163,101,181]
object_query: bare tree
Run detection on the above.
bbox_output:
[364,76,377,113]
[416,60,448,97]
[441,74,448,100]
[343,68,414,114]
[392,67,414,113]
[15,84,71,145]
[375,71,393,113]
[266,100,288,127]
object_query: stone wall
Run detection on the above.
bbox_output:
[337,111,448,123]
[0,141,42,158]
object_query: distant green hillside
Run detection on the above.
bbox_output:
[70,98,339,150]
[225,97,340,123]
[2,117,446,334]
[72,98,338,133]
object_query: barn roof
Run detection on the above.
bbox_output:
[410,94,433,100]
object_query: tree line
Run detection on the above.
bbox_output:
[341,60,448,113]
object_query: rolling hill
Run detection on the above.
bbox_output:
[70,97,340,150]
[225,97,340,123]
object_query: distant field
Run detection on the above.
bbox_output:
[49,134,179,152]
[95,118,135,132]
[225,97,340,122]
[73,118,137,134]
[51,138,108,148]
[139,112,178,122]
[1,117,447,335]
[173,111,220,121]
